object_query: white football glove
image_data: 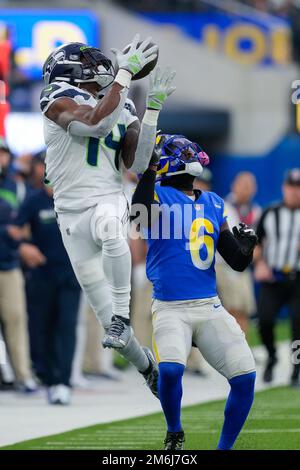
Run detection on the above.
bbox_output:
[111,33,158,77]
[146,66,176,111]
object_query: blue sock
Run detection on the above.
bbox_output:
[217,371,256,450]
[158,362,185,433]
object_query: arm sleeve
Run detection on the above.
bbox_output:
[130,109,159,174]
[217,229,253,272]
[131,168,159,227]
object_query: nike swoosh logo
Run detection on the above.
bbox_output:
[213,304,221,309]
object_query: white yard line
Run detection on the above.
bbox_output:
[0,342,293,447]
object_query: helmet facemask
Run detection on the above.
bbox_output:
[156,135,210,181]
[79,47,115,91]
[43,43,115,92]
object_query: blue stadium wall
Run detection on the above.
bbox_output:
[211,135,300,208]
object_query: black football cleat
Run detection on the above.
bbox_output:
[164,430,185,450]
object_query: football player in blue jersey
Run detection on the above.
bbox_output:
[131,134,258,450]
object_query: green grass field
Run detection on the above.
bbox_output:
[2,386,300,450]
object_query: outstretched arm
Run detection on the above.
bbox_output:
[217,222,258,272]
[45,80,130,138]
[130,66,176,174]
[131,157,159,227]
[45,35,158,138]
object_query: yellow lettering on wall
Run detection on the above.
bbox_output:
[32,21,88,66]
[224,24,266,65]
[203,25,220,50]
[271,28,291,64]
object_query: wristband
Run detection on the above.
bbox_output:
[114,69,132,88]
[143,109,159,126]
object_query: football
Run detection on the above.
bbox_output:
[122,40,159,80]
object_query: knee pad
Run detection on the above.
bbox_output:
[223,340,256,379]
[74,254,104,289]
[95,216,125,243]
[96,217,130,259]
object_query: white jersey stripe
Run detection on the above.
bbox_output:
[287,210,300,269]
[276,207,292,270]
[264,210,277,268]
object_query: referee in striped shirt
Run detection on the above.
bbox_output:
[254,169,300,386]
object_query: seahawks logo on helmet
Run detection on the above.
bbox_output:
[155,134,210,181]
[42,42,115,90]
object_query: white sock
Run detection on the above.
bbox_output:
[120,334,149,373]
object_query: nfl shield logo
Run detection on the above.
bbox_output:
[194,204,202,211]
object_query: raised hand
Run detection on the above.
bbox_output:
[146,65,176,111]
[111,34,158,77]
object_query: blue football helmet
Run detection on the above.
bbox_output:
[42,42,115,90]
[155,134,210,181]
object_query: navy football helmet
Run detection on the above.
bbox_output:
[155,134,210,181]
[42,43,115,90]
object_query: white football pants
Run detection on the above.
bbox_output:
[152,296,256,380]
[57,192,131,324]
[57,192,149,372]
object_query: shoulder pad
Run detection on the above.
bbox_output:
[40,82,91,113]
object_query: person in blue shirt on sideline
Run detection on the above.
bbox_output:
[131,134,257,450]
[14,154,81,405]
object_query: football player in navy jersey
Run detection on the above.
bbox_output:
[131,134,258,450]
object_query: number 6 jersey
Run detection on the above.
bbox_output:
[144,184,227,301]
[40,81,138,213]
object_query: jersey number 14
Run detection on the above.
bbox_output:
[86,124,126,171]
